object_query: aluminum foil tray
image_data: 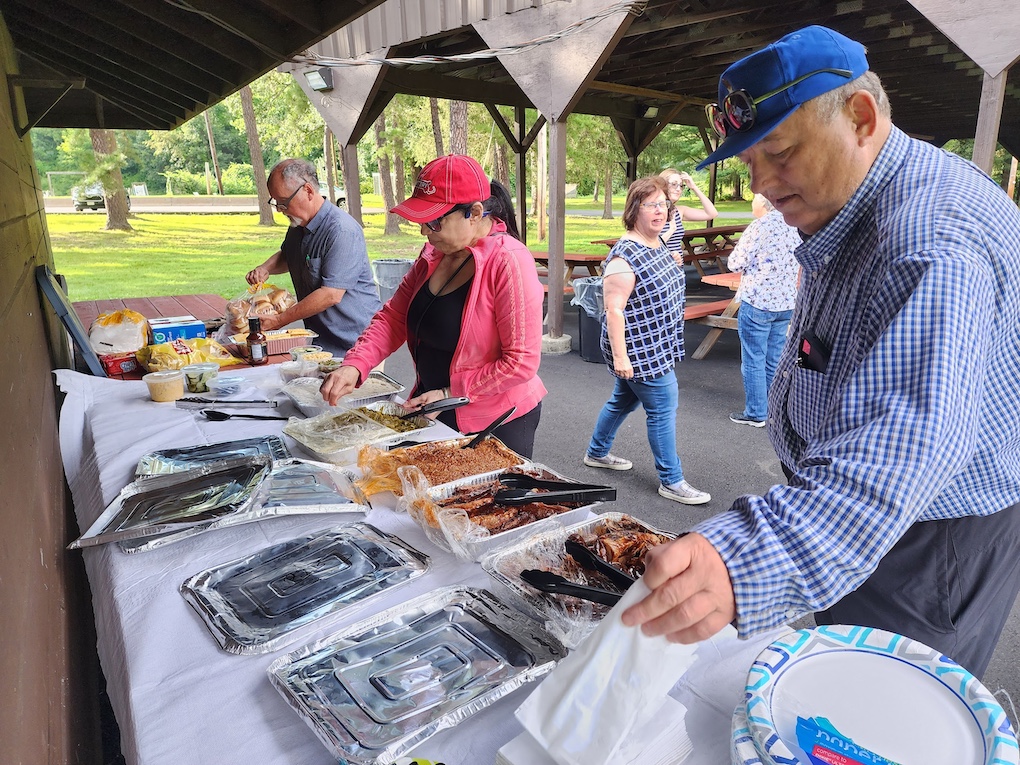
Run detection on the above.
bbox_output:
[284,404,435,466]
[268,586,566,764]
[135,436,290,477]
[181,523,429,654]
[69,456,270,549]
[408,463,600,562]
[116,460,369,554]
[282,371,405,418]
[481,512,675,648]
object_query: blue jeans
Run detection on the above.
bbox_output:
[587,371,682,485]
[737,302,793,420]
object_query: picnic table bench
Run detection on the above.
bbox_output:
[530,251,606,294]
[686,272,741,360]
[592,223,747,276]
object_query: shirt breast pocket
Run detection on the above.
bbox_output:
[787,366,831,443]
[305,255,322,286]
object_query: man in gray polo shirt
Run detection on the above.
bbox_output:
[246,158,381,355]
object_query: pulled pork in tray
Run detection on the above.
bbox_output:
[566,517,673,579]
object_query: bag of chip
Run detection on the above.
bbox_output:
[136,337,237,371]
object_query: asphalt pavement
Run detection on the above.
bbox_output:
[381,285,1020,724]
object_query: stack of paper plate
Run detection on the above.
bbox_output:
[733,625,1018,765]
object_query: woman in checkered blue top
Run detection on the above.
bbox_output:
[583,176,711,505]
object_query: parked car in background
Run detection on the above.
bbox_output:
[318,181,346,209]
[72,183,131,212]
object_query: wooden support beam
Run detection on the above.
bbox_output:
[973,70,1007,173]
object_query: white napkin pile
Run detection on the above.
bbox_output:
[511,579,698,765]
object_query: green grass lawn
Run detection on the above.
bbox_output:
[49,198,752,302]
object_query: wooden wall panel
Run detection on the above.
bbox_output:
[0,13,101,765]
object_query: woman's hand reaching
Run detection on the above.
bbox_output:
[320,365,361,405]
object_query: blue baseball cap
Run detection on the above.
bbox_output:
[696,26,869,170]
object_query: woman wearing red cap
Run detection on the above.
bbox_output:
[320,155,546,457]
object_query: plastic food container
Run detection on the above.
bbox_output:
[289,345,323,361]
[279,360,320,382]
[182,362,220,393]
[207,375,244,395]
[143,370,185,402]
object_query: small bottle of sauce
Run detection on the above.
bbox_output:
[247,317,268,365]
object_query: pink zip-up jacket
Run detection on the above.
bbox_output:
[342,220,547,433]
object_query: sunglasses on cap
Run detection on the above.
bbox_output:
[705,68,853,140]
[423,203,489,232]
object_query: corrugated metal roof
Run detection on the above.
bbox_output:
[310,0,545,58]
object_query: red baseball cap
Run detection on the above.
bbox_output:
[391,154,490,223]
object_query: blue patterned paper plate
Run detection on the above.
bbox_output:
[731,701,766,765]
[744,625,1019,765]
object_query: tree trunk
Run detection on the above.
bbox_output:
[375,114,402,235]
[602,163,613,220]
[203,110,224,195]
[430,98,444,156]
[593,177,600,203]
[240,85,274,226]
[89,128,132,231]
[449,101,468,155]
[495,143,510,189]
[324,126,337,205]
[393,137,406,200]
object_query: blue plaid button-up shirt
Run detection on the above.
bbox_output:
[696,126,1020,637]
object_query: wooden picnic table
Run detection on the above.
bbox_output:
[591,223,747,276]
[686,271,741,360]
[530,251,606,288]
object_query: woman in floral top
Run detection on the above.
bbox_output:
[726,194,801,426]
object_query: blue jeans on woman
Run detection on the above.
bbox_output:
[586,370,682,485]
[737,302,793,421]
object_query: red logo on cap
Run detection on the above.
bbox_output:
[415,179,436,196]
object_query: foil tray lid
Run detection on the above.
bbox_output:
[135,435,291,477]
[181,523,430,654]
[268,586,567,764]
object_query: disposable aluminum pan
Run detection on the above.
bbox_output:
[481,512,675,648]
[408,463,600,562]
[116,459,369,554]
[268,586,566,765]
[134,435,290,477]
[69,455,270,549]
[284,404,435,466]
[282,371,404,418]
[181,523,429,654]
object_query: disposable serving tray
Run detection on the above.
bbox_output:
[481,512,676,647]
[413,462,600,562]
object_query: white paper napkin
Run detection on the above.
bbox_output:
[515,579,699,765]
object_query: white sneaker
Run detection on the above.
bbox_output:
[583,453,633,470]
[659,480,711,505]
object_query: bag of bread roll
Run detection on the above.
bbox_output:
[224,283,296,334]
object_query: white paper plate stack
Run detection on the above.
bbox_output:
[732,625,1019,765]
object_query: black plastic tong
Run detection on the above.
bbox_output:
[492,472,617,506]
[398,396,470,419]
[519,539,637,607]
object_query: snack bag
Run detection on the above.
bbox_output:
[225,283,295,335]
[88,309,148,353]
[136,337,237,371]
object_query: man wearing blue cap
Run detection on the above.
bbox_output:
[624,25,1020,676]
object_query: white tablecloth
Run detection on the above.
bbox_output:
[55,367,783,765]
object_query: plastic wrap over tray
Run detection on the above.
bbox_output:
[355,436,527,498]
[397,463,600,562]
[282,371,404,418]
[268,586,567,765]
[180,523,430,654]
[481,512,675,648]
[283,404,435,466]
[134,435,291,477]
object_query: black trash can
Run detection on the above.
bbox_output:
[572,276,604,363]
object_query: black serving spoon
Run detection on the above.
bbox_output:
[398,396,470,419]
[201,409,289,421]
